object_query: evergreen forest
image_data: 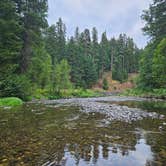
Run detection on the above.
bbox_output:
[0,0,165,101]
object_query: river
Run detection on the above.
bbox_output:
[0,96,166,166]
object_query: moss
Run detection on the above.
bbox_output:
[0,97,23,107]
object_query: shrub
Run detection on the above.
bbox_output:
[0,74,31,101]
[0,97,23,107]
[103,78,109,90]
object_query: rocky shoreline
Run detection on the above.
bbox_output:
[36,96,164,123]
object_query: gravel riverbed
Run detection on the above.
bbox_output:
[35,96,164,123]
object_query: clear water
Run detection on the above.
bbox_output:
[0,98,166,166]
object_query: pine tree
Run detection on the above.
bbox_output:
[74,27,80,42]
[55,18,66,61]
[138,44,155,88]
[92,27,100,76]
[82,56,98,88]
[66,37,83,87]
[152,38,166,88]
[28,43,51,89]
[139,0,166,88]
[45,25,57,65]
[110,38,117,77]
[82,29,92,56]
[100,32,110,74]
[142,0,166,42]
[54,59,72,93]
[0,0,26,98]
[14,0,48,73]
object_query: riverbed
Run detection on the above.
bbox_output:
[0,96,166,165]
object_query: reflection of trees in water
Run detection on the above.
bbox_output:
[43,118,166,165]
[137,119,166,166]
[102,144,109,159]
[66,139,135,165]
[55,121,139,165]
[0,117,139,165]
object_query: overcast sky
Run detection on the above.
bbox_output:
[47,0,152,48]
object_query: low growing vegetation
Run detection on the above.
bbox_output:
[33,88,100,100]
[121,88,166,99]
[0,97,23,107]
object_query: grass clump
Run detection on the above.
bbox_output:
[0,97,23,107]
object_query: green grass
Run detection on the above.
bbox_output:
[0,97,23,107]
[70,89,100,98]
[48,89,100,99]
[32,88,50,99]
[120,88,166,99]
[31,88,101,100]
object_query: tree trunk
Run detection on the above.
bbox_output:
[20,30,31,73]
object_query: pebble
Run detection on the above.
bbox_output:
[160,114,165,119]
[3,106,11,109]
[163,122,166,125]
[159,126,163,131]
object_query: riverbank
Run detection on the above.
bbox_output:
[35,96,164,123]
[1,87,165,107]
[120,88,166,100]
[33,88,102,100]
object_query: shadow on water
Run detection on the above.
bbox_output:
[0,98,166,166]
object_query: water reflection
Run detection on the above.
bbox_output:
[64,135,153,166]
[0,99,166,166]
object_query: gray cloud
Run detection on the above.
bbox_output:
[48,0,152,48]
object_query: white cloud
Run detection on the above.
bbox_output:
[61,0,151,20]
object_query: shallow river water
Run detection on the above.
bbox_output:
[0,97,166,166]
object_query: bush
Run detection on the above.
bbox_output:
[0,74,31,101]
[32,88,50,99]
[0,97,23,107]
[103,78,109,90]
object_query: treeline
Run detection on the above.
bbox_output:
[0,0,140,100]
[46,20,140,88]
[138,0,166,89]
